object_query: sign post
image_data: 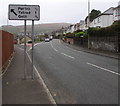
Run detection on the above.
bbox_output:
[32,20,34,79]
[8,4,40,80]
[24,20,27,79]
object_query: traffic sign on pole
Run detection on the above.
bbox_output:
[8,4,40,80]
[9,5,40,20]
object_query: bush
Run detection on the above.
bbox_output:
[88,21,120,37]
[74,31,85,38]
[65,32,74,38]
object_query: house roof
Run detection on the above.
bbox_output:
[92,7,114,20]
[113,5,120,9]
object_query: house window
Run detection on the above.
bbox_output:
[98,17,100,23]
[118,8,120,15]
[116,9,118,16]
[94,20,96,24]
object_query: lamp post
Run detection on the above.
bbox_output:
[88,0,90,49]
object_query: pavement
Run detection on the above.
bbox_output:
[61,40,119,60]
[2,45,56,105]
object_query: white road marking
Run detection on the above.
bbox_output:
[28,47,32,52]
[59,40,61,44]
[54,48,58,52]
[61,52,75,59]
[27,43,40,52]
[26,52,57,105]
[50,42,58,52]
[34,43,38,47]
[87,62,120,76]
[50,42,54,48]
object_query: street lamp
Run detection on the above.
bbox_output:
[88,0,90,49]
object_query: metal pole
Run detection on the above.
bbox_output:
[88,0,90,49]
[32,20,34,80]
[24,20,27,79]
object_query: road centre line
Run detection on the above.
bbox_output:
[26,52,57,105]
[87,62,120,76]
[50,42,54,48]
[50,42,58,52]
[61,52,75,59]
[54,48,58,52]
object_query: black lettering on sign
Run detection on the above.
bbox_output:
[18,7,24,10]
[25,7,30,10]
[18,11,31,14]
[18,15,27,18]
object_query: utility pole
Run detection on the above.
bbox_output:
[88,0,90,49]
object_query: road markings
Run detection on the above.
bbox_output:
[50,42,54,48]
[50,42,58,52]
[54,48,58,52]
[61,52,75,59]
[26,52,57,105]
[28,47,32,52]
[27,43,40,52]
[87,62,120,76]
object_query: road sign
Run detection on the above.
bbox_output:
[9,5,40,20]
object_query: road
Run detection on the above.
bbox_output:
[30,39,118,104]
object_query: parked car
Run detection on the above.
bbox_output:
[49,36,53,40]
[13,40,18,44]
[45,38,50,42]
[27,40,32,44]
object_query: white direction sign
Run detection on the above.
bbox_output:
[9,5,40,20]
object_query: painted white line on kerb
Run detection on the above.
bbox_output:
[61,52,75,59]
[26,52,57,105]
[87,62,120,76]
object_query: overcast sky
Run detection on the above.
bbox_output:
[0,0,119,26]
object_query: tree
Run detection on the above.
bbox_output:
[85,9,101,22]
[90,9,101,21]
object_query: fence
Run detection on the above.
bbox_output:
[0,30,14,70]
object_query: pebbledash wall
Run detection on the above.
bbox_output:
[89,36,119,52]
[0,30,14,70]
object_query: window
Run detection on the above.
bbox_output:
[98,17,100,23]
[116,9,118,16]
[94,20,96,24]
[118,8,120,15]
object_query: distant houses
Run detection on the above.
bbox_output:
[89,7,114,28]
[51,1,120,37]
[113,1,120,22]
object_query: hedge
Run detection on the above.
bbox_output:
[88,21,120,37]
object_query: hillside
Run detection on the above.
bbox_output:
[1,23,71,35]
